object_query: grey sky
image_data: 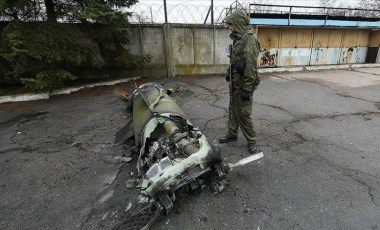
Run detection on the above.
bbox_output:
[129,0,362,23]
[135,0,361,7]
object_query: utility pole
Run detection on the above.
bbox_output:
[163,0,168,23]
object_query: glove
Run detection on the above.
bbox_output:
[236,60,245,75]
[241,90,251,102]
[225,74,230,82]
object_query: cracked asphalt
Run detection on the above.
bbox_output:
[1,67,380,230]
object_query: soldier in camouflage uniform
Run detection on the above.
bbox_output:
[219,10,261,154]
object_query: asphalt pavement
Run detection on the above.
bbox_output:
[1,67,379,230]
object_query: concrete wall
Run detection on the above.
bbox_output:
[125,24,230,78]
[126,24,379,78]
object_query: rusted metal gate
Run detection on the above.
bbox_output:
[309,29,342,65]
[258,28,280,67]
[279,28,313,66]
[366,30,380,63]
[339,30,369,64]
[258,27,374,67]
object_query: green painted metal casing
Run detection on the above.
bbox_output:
[132,83,187,146]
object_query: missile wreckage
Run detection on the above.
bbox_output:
[113,82,263,229]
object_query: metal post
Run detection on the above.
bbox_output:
[138,24,144,59]
[163,0,168,23]
[211,0,214,25]
[213,26,216,65]
[163,24,173,77]
[150,6,153,24]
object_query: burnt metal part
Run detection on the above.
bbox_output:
[114,82,263,230]
[115,203,161,230]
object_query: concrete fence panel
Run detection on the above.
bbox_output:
[214,28,231,65]
[193,28,214,65]
[173,27,194,66]
[126,27,143,56]
[141,26,166,65]
[171,25,230,76]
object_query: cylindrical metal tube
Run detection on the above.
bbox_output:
[163,120,179,134]
[164,121,199,155]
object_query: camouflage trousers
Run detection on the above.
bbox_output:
[227,90,256,144]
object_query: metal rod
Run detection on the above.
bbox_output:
[204,6,211,25]
[213,26,216,65]
[138,24,144,59]
[163,0,168,23]
[228,152,264,170]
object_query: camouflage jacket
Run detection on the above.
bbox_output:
[230,31,261,92]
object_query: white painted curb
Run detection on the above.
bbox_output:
[259,67,303,73]
[351,63,380,68]
[258,63,380,74]
[0,77,140,104]
[0,93,50,103]
[304,65,351,71]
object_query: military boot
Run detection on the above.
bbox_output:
[219,134,238,144]
[248,143,257,154]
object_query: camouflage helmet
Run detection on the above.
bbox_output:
[225,10,248,27]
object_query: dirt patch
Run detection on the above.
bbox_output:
[375,102,380,111]
[69,85,118,97]
[0,101,37,113]
[183,77,197,86]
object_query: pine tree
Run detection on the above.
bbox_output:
[0,0,146,91]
